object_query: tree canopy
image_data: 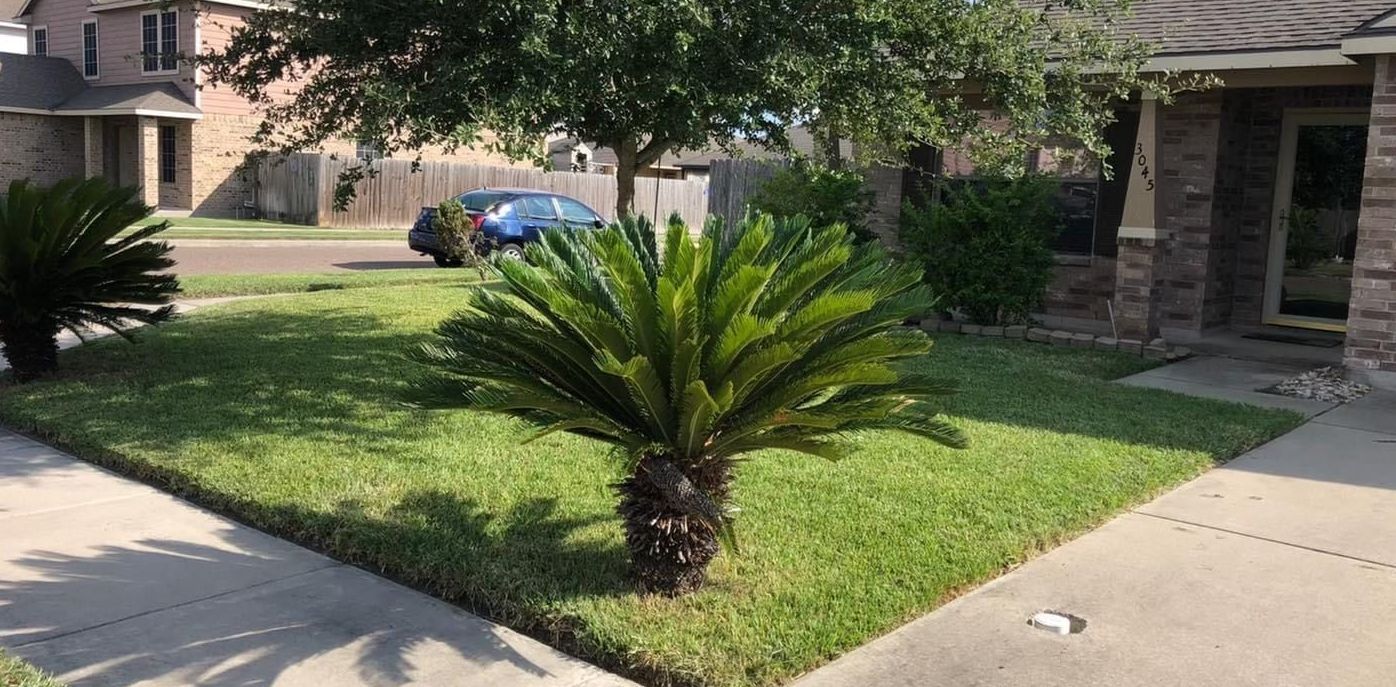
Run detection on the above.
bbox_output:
[202,0,1159,217]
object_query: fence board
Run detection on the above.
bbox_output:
[253,153,710,229]
[706,159,785,223]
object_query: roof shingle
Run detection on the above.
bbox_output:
[1100,0,1395,56]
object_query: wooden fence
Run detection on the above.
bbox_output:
[706,158,786,222]
[253,153,710,228]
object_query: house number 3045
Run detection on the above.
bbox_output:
[1135,143,1155,192]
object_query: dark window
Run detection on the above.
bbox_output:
[81,21,98,78]
[159,126,177,183]
[457,190,512,213]
[32,27,47,56]
[142,11,177,73]
[556,197,596,224]
[141,14,158,71]
[522,195,558,220]
[354,140,382,160]
[160,11,178,71]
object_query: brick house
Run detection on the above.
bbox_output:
[888,0,1396,389]
[0,0,520,217]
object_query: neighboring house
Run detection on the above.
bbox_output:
[908,0,1396,387]
[0,0,522,216]
[548,126,851,182]
[0,0,26,53]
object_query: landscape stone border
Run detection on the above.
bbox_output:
[920,319,1193,362]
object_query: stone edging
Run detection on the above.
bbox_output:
[920,320,1193,362]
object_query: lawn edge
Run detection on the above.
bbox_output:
[0,399,1305,687]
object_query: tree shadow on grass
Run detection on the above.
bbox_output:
[907,336,1305,459]
[0,494,618,686]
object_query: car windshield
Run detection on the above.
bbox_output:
[457,190,513,213]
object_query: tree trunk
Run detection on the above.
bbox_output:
[1,320,60,383]
[615,139,639,219]
[614,456,733,596]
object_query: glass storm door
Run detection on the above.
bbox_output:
[1265,111,1368,331]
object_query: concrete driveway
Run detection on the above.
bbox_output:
[795,384,1396,687]
[169,239,437,275]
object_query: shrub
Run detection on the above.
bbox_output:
[1284,206,1329,270]
[413,213,967,595]
[749,162,876,242]
[0,178,178,382]
[901,176,1061,326]
[433,199,491,274]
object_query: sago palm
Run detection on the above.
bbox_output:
[415,213,967,595]
[0,178,178,382]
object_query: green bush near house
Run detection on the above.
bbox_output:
[1284,206,1329,270]
[749,162,875,242]
[901,175,1061,326]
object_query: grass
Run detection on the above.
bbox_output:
[177,269,484,299]
[0,287,1303,687]
[0,653,62,687]
[124,217,403,240]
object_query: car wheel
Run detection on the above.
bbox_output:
[433,255,463,268]
[497,242,526,261]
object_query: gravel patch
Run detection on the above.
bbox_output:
[1264,366,1372,404]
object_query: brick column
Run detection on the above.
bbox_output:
[1112,94,1169,340]
[83,117,103,179]
[863,164,904,246]
[1347,55,1396,388]
[135,116,161,208]
[1114,238,1166,339]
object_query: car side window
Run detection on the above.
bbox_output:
[523,196,558,221]
[557,198,597,224]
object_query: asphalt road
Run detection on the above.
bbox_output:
[169,240,437,275]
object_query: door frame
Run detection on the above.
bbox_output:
[1263,108,1369,332]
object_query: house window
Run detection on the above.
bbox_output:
[32,27,47,56]
[81,20,99,79]
[159,126,177,183]
[141,10,178,73]
[355,140,382,160]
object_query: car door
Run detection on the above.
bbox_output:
[556,197,603,231]
[518,195,563,239]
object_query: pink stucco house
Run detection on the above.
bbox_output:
[0,0,517,216]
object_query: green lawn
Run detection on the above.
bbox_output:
[0,653,62,687]
[177,269,483,299]
[124,217,402,240]
[0,287,1302,687]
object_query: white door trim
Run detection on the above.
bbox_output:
[1263,108,1369,332]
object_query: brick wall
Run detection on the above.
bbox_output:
[1157,92,1225,335]
[0,113,85,188]
[1044,258,1117,322]
[1115,238,1166,339]
[1347,55,1396,384]
[863,164,904,245]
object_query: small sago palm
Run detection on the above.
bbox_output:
[415,214,967,595]
[0,178,178,382]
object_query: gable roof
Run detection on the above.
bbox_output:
[0,53,87,110]
[1105,0,1395,56]
[0,53,199,117]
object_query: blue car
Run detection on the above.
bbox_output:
[409,188,608,266]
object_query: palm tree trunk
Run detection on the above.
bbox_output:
[615,456,732,595]
[1,320,60,383]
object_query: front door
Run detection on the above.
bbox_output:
[1264,110,1368,332]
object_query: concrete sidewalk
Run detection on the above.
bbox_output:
[0,431,635,687]
[795,386,1396,686]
